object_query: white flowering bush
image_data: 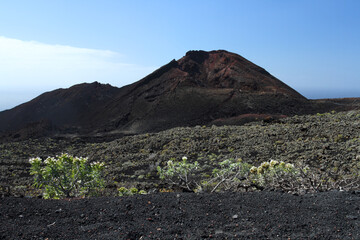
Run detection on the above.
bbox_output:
[157,156,200,192]
[29,153,105,199]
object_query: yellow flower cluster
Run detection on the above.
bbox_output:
[250,160,295,174]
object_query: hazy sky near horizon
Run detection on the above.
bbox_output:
[0,0,359,111]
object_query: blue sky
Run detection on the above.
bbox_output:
[0,0,359,111]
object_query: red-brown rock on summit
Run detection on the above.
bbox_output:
[0,50,350,140]
[178,50,304,96]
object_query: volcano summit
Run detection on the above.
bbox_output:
[106,50,309,133]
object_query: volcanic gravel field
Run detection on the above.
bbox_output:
[1,110,360,239]
[1,191,360,239]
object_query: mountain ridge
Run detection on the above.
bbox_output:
[0,50,358,141]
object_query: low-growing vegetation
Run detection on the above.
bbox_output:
[118,186,147,196]
[29,153,105,199]
[1,110,359,198]
[157,156,360,194]
[26,152,360,199]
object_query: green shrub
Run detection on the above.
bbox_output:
[157,156,200,192]
[157,156,251,192]
[249,159,360,193]
[249,160,301,192]
[29,153,105,199]
[118,187,130,196]
[207,158,251,192]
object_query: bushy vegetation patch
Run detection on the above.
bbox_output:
[29,153,105,199]
[157,156,360,194]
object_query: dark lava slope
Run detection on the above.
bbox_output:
[0,82,119,136]
[0,50,354,140]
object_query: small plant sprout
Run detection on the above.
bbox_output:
[118,187,147,196]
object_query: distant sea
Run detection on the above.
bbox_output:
[301,89,360,100]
